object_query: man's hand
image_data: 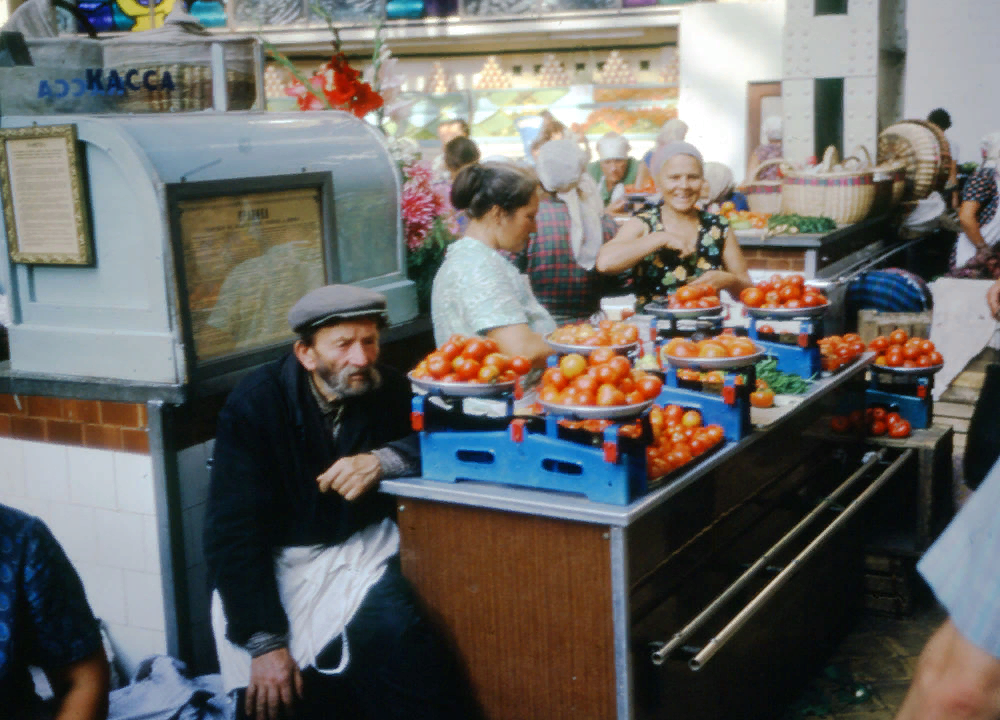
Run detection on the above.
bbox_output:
[246,648,303,720]
[988,278,1000,321]
[317,453,382,501]
[607,196,629,214]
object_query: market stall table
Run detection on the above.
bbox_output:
[383,356,917,720]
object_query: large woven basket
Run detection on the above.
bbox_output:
[877,120,952,202]
[781,147,876,225]
[739,158,783,215]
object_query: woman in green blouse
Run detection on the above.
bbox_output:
[431,162,556,368]
[595,142,752,309]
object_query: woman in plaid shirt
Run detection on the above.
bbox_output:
[513,138,621,324]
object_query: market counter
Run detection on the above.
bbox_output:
[734,214,891,278]
[382,357,913,720]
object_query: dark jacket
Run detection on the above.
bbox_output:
[203,353,418,646]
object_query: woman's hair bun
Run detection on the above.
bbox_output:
[451,164,484,211]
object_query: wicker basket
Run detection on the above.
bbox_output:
[781,147,876,225]
[739,158,783,215]
[877,120,952,201]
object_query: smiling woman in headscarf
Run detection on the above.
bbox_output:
[947,131,1000,279]
[587,132,651,211]
[745,115,783,182]
[596,141,752,309]
[520,138,621,323]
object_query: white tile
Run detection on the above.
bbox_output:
[0,437,26,501]
[41,502,97,566]
[113,452,155,516]
[103,622,167,679]
[94,509,146,572]
[124,569,166,632]
[182,502,206,569]
[177,444,209,510]
[142,514,162,574]
[22,441,70,502]
[75,562,127,626]
[67,445,117,510]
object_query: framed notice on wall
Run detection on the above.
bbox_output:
[0,124,94,266]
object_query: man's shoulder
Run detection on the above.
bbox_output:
[223,355,296,416]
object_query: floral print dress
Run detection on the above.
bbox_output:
[631,208,728,308]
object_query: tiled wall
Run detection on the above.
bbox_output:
[0,394,149,453]
[0,434,166,676]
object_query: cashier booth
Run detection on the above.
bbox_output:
[0,112,417,385]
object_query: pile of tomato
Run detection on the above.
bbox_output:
[739,274,828,310]
[412,335,531,384]
[829,407,913,439]
[661,284,721,311]
[661,334,759,361]
[548,320,641,348]
[645,405,725,479]
[818,333,867,372]
[539,349,663,407]
[869,329,942,369]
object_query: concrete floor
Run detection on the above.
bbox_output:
[779,598,946,719]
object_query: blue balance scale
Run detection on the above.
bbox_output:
[411,344,750,505]
[746,311,824,379]
[864,367,935,430]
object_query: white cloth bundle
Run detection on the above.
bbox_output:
[212,517,400,695]
[535,138,605,270]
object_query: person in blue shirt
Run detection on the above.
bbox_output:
[0,504,109,720]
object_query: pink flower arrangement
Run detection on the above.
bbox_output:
[400,161,458,251]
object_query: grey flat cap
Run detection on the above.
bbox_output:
[288,284,388,333]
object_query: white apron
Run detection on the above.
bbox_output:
[955,171,1000,268]
[211,517,401,695]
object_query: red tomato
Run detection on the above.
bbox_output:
[928,351,944,365]
[889,329,909,346]
[764,290,781,305]
[758,324,775,335]
[917,355,933,367]
[510,356,532,375]
[903,343,923,361]
[740,287,765,307]
[542,368,568,390]
[778,285,801,302]
[539,385,561,403]
[457,358,481,381]
[573,374,599,394]
[596,384,626,407]
[749,389,775,408]
[689,437,708,456]
[462,338,490,361]
[869,419,887,436]
[869,407,887,421]
[888,418,912,438]
[426,352,450,379]
[664,404,684,425]
[619,376,637,395]
[698,342,727,359]
[886,411,903,426]
[681,410,703,428]
[559,353,587,379]
[481,338,499,354]
[870,336,890,354]
[478,365,500,383]
[637,375,664,400]
[595,364,617,385]
[483,352,510,371]
[447,334,468,348]
[885,347,904,367]
[848,409,865,429]
[626,390,645,405]
[608,356,632,383]
[829,415,851,433]
[676,285,697,303]
[703,425,725,445]
[589,347,616,366]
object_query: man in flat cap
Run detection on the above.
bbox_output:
[205,285,472,720]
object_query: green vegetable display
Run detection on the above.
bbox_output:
[767,214,837,235]
[754,357,813,395]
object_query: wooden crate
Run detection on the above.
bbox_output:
[857,310,933,345]
[863,553,916,616]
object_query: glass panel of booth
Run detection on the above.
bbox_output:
[168,174,333,369]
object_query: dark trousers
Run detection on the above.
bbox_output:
[237,558,480,720]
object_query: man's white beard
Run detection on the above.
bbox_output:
[315,365,382,399]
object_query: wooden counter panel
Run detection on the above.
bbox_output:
[396,498,616,720]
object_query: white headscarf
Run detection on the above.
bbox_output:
[762,115,783,143]
[981,131,1000,169]
[650,141,704,180]
[535,138,605,270]
[702,162,735,206]
[596,132,630,161]
[656,118,689,147]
